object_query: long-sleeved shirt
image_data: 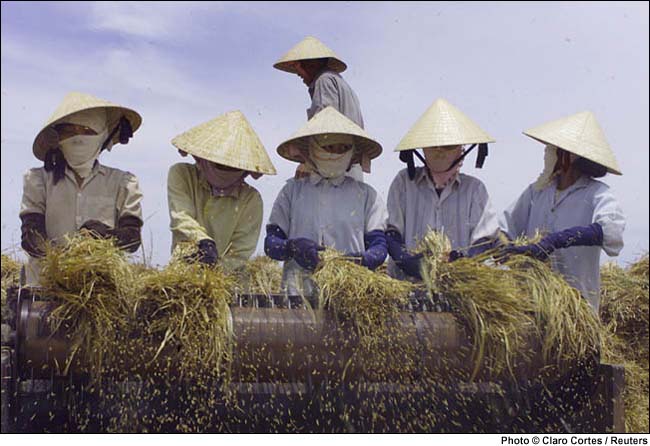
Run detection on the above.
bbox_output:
[500,175,625,312]
[386,167,499,280]
[167,162,263,271]
[307,70,364,128]
[20,162,143,285]
[268,174,387,295]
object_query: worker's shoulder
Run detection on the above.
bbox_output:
[168,162,196,176]
[315,70,346,86]
[239,182,263,201]
[457,173,488,189]
[98,163,140,182]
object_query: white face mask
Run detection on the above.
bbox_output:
[59,110,109,178]
[307,135,355,179]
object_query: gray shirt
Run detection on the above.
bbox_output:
[500,176,625,312]
[308,70,364,128]
[268,174,387,295]
[386,167,499,280]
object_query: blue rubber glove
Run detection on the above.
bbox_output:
[448,237,499,262]
[386,229,423,280]
[288,238,325,271]
[361,230,388,270]
[264,224,292,261]
[502,223,603,261]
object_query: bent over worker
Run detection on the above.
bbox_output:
[274,36,365,181]
[167,111,276,271]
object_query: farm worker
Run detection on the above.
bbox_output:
[386,98,500,281]
[264,107,387,296]
[499,111,625,312]
[273,36,365,181]
[20,92,144,285]
[167,111,277,271]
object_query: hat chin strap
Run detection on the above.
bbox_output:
[400,143,489,180]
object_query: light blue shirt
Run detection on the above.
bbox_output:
[268,174,386,295]
[386,168,499,280]
[500,175,625,312]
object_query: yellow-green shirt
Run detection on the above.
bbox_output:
[167,163,263,271]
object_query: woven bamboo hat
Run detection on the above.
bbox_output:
[395,98,495,152]
[277,107,381,163]
[172,111,276,175]
[273,36,347,74]
[33,92,142,161]
[523,111,621,175]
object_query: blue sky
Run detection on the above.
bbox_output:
[2,1,648,266]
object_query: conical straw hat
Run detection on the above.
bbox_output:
[395,98,495,152]
[277,107,382,162]
[172,111,276,175]
[523,111,621,175]
[33,92,142,161]
[273,36,347,74]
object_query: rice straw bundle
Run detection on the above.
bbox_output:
[137,253,235,379]
[236,256,283,296]
[2,253,21,322]
[39,232,136,377]
[418,230,601,382]
[600,254,649,433]
[314,249,413,338]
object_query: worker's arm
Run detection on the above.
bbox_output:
[307,75,340,119]
[20,168,47,258]
[220,188,263,271]
[167,163,212,245]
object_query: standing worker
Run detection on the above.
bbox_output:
[274,36,365,181]
[264,107,387,296]
[20,92,144,285]
[500,111,625,312]
[167,111,276,271]
[386,98,500,281]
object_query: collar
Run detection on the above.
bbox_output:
[308,69,336,95]
[64,160,105,182]
[196,165,244,198]
[308,172,347,187]
[414,166,462,188]
[550,174,591,206]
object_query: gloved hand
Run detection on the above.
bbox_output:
[288,238,324,271]
[360,229,388,270]
[81,217,142,253]
[264,224,292,261]
[80,219,112,238]
[20,213,47,258]
[185,239,219,266]
[386,229,423,279]
[500,223,603,262]
[449,237,499,262]
[108,216,142,253]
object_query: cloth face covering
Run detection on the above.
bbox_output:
[59,109,109,178]
[195,157,246,196]
[426,146,463,189]
[307,134,355,179]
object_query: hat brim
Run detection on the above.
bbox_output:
[273,57,347,74]
[33,105,142,161]
[277,133,381,163]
